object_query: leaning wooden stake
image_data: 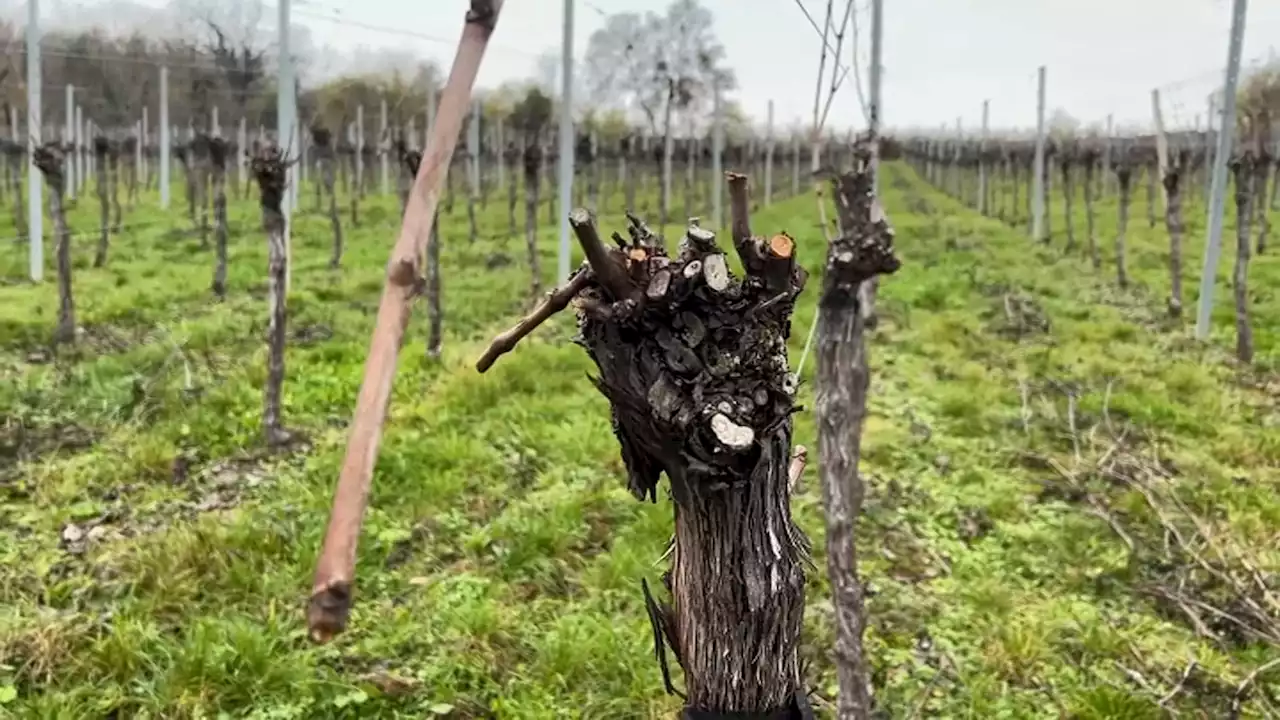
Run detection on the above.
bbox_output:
[252,146,292,447]
[33,143,74,344]
[478,189,814,715]
[822,143,901,719]
[308,0,503,643]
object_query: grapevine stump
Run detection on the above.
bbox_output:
[478,174,816,717]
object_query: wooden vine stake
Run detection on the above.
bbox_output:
[308,0,503,643]
[477,172,814,716]
[820,140,900,718]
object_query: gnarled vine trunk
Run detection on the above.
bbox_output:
[477,173,816,716]
[110,145,123,232]
[404,149,443,361]
[506,146,518,237]
[252,146,291,446]
[210,139,230,298]
[1232,154,1255,364]
[192,135,211,250]
[1162,160,1185,317]
[1061,156,1076,252]
[1115,165,1132,288]
[33,144,74,345]
[1083,153,1100,269]
[523,143,543,297]
[1255,146,1271,256]
[822,152,901,719]
[93,137,111,267]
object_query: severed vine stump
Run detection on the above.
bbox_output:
[479,175,815,717]
[252,146,292,446]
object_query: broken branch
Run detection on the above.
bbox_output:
[725,171,763,270]
[569,207,634,301]
[476,267,595,373]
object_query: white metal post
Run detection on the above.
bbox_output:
[868,0,884,191]
[1152,88,1168,211]
[160,66,170,208]
[64,84,75,200]
[76,107,85,194]
[141,105,148,188]
[277,0,294,292]
[557,0,575,283]
[212,105,220,137]
[27,0,42,282]
[1195,0,1249,341]
[135,120,142,186]
[356,105,365,195]
[1031,65,1047,242]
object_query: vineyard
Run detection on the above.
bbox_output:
[2,0,1279,718]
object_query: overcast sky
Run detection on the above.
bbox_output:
[18,0,1280,134]
[286,0,1280,133]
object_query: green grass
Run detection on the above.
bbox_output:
[0,163,1276,718]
